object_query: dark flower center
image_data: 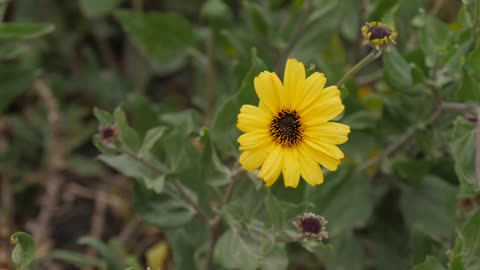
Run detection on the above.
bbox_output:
[102,128,115,139]
[369,25,391,40]
[270,109,303,147]
[300,217,322,234]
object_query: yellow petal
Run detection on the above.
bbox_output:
[304,137,344,159]
[319,86,341,100]
[238,130,271,151]
[254,71,283,114]
[281,148,301,188]
[297,72,326,112]
[298,145,324,186]
[304,122,350,145]
[303,143,341,171]
[237,105,271,133]
[239,142,274,172]
[302,103,345,126]
[283,59,305,109]
[258,145,283,186]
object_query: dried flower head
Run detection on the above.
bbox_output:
[98,124,119,145]
[293,212,328,241]
[361,21,397,51]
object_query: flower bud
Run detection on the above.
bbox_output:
[98,124,119,146]
[293,212,328,241]
[361,21,397,52]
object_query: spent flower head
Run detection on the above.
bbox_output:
[98,124,119,146]
[361,21,397,51]
[293,212,328,241]
[236,59,350,188]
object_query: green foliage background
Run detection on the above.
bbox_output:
[1,0,480,269]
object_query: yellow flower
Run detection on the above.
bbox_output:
[361,21,397,51]
[236,59,350,188]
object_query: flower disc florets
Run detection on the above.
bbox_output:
[293,212,328,241]
[361,21,397,51]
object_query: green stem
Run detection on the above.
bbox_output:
[336,51,382,87]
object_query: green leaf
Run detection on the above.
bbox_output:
[450,117,478,196]
[211,52,266,156]
[98,153,166,193]
[0,23,54,40]
[392,159,434,182]
[200,128,231,186]
[113,106,141,151]
[420,15,449,66]
[98,154,157,180]
[315,232,366,270]
[200,0,231,22]
[0,42,29,59]
[457,44,480,102]
[93,107,114,126]
[457,67,480,102]
[383,47,413,92]
[10,232,36,270]
[138,126,167,159]
[43,250,106,268]
[339,0,359,41]
[449,210,480,270]
[156,111,210,209]
[412,256,445,270]
[342,110,381,130]
[133,182,195,228]
[77,237,125,270]
[164,230,197,270]
[115,11,195,74]
[400,175,457,241]
[79,0,123,18]
[467,42,480,75]
[304,165,378,236]
[0,65,36,112]
[214,228,287,270]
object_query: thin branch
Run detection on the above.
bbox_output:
[205,217,222,269]
[0,166,13,269]
[30,80,65,255]
[203,35,216,126]
[170,181,211,224]
[222,162,244,205]
[118,217,143,248]
[83,192,107,270]
[441,102,479,113]
[360,104,443,170]
[120,148,211,224]
[429,0,445,16]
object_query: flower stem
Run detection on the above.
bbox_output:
[336,50,382,87]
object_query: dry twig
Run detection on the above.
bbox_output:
[30,80,65,255]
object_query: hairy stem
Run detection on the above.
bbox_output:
[336,51,382,87]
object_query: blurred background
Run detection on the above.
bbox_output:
[0,0,476,269]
